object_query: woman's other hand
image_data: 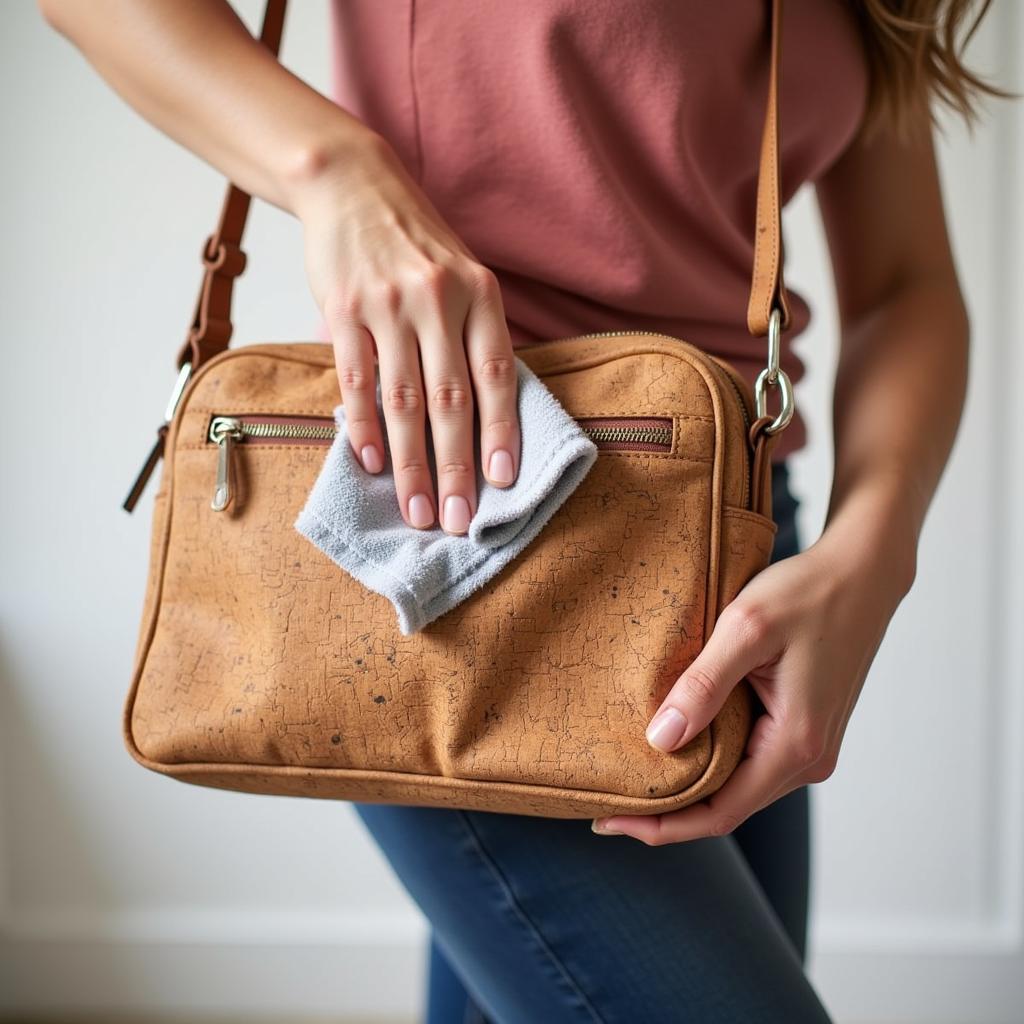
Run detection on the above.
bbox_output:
[591,522,915,844]
[290,136,521,534]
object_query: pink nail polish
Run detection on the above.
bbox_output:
[443,495,471,533]
[488,449,514,484]
[361,444,383,474]
[646,707,687,752]
[408,493,434,529]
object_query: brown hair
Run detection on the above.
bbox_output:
[848,0,1016,141]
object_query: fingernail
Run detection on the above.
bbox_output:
[409,493,435,529]
[361,444,383,474]
[591,818,623,836]
[488,449,514,484]
[443,494,471,534]
[646,707,687,752]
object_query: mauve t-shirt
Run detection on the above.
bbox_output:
[327,0,869,461]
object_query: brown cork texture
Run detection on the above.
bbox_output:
[122,336,776,818]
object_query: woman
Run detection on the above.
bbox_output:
[41,1,1004,1020]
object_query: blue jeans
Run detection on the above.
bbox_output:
[354,461,832,1023]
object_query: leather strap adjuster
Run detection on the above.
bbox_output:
[201,235,248,278]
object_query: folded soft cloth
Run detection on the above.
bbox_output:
[293,356,598,635]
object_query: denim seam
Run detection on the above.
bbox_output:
[456,810,608,1024]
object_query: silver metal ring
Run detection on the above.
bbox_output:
[766,307,782,385]
[754,364,795,434]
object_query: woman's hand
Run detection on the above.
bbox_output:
[292,135,521,535]
[38,0,523,534]
[591,522,915,844]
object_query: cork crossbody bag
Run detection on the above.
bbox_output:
[120,0,796,819]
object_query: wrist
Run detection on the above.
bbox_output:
[279,123,394,221]
[813,467,920,610]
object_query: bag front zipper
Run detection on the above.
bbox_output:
[526,329,754,434]
[206,412,673,512]
[521,329,755,506]
[128,331,753,513]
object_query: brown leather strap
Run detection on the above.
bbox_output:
[173,0,287,372]
[174,0,787,373]
[747,0,791,338]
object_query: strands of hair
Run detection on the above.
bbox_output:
[849,0,1017,141]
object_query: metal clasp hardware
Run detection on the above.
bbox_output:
[164,361,193,423]
[753,308,794,435]
[122,361,196,513]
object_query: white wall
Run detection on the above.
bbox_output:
[1,2,1021,1021]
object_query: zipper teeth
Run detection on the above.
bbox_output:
[552,330,670,341]
[582,426,671,444]
[209,416,672,448]
[237,421,337,440]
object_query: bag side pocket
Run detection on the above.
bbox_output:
[717,507,778,616]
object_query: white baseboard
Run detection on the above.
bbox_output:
[0,908,426,1020]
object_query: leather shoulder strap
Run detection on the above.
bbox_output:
[175,0,787,373]
[747,0,791,337]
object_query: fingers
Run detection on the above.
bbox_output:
[463,266,520,488]
[330,317,386,476]
[595,716,804,844]
[415,265,478,535]
[374,313,438,530]
[594,710,830,844]
[645,601,777,754]
[324,256,519,535]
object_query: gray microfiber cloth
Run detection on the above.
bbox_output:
[294,356,598,635]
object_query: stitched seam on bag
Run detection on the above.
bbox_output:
[455,811,608,1024]
[185,346,334,380]
[577,412,712,422]
[722,507,779,530]
[528,343,727,381]
[164,758,712,812]
[188,407,336,416]
[188,407,713,422]
[124,402,186,765]
[186,408,714,424]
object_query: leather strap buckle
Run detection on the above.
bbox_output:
[201,235,248,278]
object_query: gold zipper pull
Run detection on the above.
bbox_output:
[209,416,243,511]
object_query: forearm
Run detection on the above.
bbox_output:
[39,0,382,215]
[814,275,970,603]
